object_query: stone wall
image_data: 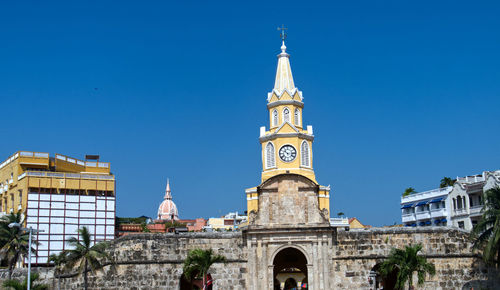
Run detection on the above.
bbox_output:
[333,227,500,289]
[47,232,244,290]
[1,227,499,289]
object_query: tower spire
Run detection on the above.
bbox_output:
[274,25,295,93]
[164,178,172,200]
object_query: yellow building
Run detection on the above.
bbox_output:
[0,151,116,264]
[246,40,330,216]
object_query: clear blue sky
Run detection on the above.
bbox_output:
[1,1,499,226]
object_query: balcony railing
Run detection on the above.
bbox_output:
[469,205,483,216]
[415,211,431,220]
[402,214,416,223]
[330,218,349,227]
[457,175,485,184]
[401,187,451,203]
[19,171,114,180]
[0,152,19,169]
[454,208,467,216]
[430,208,447,218]
[55,154,109,169]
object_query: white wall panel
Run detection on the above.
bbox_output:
[38,250,49,256]
[37,242,49,250]
[52,209,65,216]
[50,224,64,234]
[106,226,114,235]
[86,225,95,234]
[96,219,106,225]
[66,224,78,234]
[39,194,51,201]
[66,217,78,224]
[96,212,105,218]
[81,196,95,203]
[106,200,115,208]
[66,195,79,203]
[51,241,64,249]
[39,209,50,216]
[39,217,49,223]
[80,218,94,224]
[51,235,64,241]
[27,209,38,216]
[66,210,79,217]
[66,203,79,209]
[96,226,105,235]
[51,217,64,223]
[39,201,50,208]
[51,195,65,201]
[80,203,94,210]
[27,216,37,223]
[28,201,39,208]
[80,211,95,218]
[65,234,77,240]
[51,202,64,209]
[28,193,39,201]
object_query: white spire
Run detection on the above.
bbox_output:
[164,178,172,200]
[273,40,295,93]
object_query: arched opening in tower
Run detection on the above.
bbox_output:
[273,247,308,289]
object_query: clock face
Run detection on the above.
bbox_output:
[279,145,297,162]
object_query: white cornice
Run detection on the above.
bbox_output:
[259,132,314,142]
[267,88,303,102]
[267,100,304,109]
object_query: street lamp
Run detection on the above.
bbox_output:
[8,222,43,290]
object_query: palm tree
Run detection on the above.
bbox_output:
[439,177,455,188]
[402,187,417,197]
[3,272,48,290]
[48,251,67,290]
[472,187,500,267]
[64,227,111,290]
[183,248,226,289]
[0,212,36,279]
[379,244,435,289]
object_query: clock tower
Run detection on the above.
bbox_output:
[245,38,331,218]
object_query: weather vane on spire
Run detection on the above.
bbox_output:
[278,24,287,41]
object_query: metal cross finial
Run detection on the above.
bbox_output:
[278,25,287,41]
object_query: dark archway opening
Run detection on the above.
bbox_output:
[273,247,308,290]
[179,272,203,290]
[284,277,297,289]
[371,264,398,290]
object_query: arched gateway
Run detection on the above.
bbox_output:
[273,247,308,289]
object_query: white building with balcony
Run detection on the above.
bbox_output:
[401,170,500,231]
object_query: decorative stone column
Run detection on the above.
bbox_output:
[307,264,314,290]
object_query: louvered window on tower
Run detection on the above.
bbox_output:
[273,110,278,127]
[283,108,290,123]
[266,142,275,168]
[294,109,300,126]
[301,141,310,167]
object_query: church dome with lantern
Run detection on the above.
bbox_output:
[157,179,179,220]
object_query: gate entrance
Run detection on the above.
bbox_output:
[273,247,308,289]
